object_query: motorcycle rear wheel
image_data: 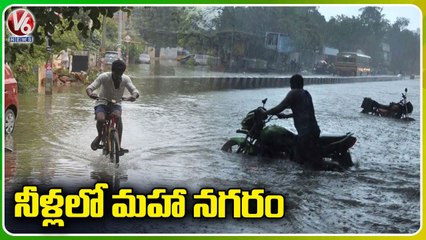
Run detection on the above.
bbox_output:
[336,151,353,168]
[221,139,240,153]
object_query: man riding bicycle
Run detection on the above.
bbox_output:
[86,59,139,155]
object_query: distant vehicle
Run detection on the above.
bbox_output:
[335,52,371,76]
[4,63,19,134]
[104,51,119,65]
[177,50,192,62]
[313,60,335,75]
[138,53,150,64]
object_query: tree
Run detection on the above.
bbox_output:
[5,7,131,92]
[5,7,131,63]
[387,18,420,74]
[214,7,326,67]
[358,7,390,68]
[131,7,216,57]
[132,7,182,58]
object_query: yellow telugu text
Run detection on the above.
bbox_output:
[14,184,285,227]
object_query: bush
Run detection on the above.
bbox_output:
[13,65,39,93]
[85,67,101,85]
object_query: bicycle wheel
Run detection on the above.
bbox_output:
[109,129,120,165]
[101,125,109,155]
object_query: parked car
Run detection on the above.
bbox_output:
[176,49,191,62]
[138,53,150,64]
[4,63,19,134]
[193,54,220,66]
[104,51,119,65]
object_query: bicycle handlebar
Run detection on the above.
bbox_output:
[92,96,133,103]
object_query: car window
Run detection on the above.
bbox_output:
[105,53,118,58]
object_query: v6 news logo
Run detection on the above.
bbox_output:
[7,8,36,43]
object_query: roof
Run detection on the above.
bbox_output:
[338,52,371,59]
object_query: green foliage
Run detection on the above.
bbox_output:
[129,6,419,74]
[184,57,197,66]
[134,7,181,49]
[85,68,101,85]
[5,6,420,94]
[5,41,46,93]
[51,21,85,52]
[5,7,130,92]
[27,7,130,46]
[131,7,216,55]
[5,7,130,64]
[104,18,119,51]
[387,19,420,74]
[12,49,43,93]
[214,7,326,67]
[325,7,387,63]
[323,6,419,74]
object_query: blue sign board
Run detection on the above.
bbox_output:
[278,35,295,53]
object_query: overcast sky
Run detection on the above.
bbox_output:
[317,5,421,31]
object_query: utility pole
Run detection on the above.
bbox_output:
[45,36,53,95]
[100,15,107,71]
[124,35,131,65]
[117,10,123,60]
[230,24,234,69]
[124,13,131,65]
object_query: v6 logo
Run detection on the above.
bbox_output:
[7,8,36,36]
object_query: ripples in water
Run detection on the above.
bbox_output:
[5,79,420,233]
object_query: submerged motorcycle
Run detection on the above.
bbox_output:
[221,99,357,169]
[360,88,414,121]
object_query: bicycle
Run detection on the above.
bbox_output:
[92,97,129,166]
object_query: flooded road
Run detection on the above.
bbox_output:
[3,66,421,234]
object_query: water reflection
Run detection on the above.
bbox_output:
[4,135,16,185]
[90,163,128,192]
[4,133,14,152]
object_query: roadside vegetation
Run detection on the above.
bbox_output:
[5,6,420,93]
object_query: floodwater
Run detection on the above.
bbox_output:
[3,64,421,234]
